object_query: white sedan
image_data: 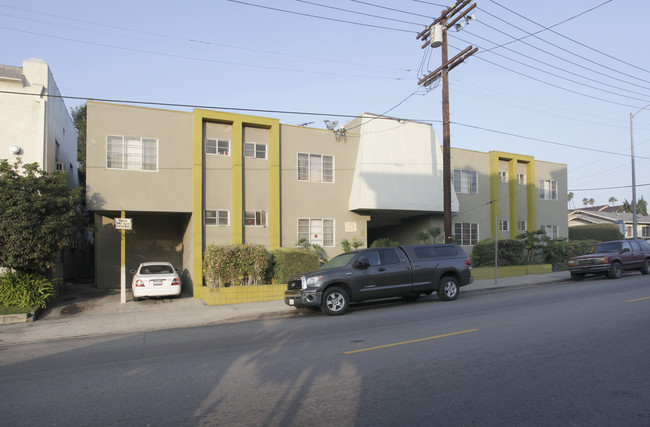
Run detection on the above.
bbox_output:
[131,262,181,300]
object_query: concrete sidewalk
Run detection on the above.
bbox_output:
[0,271,570,345]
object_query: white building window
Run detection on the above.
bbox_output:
[206,210,229,226]
[453,169,478,194]
[539,179,558,200]
[541,225,559,239]
[297,153,334,183]
[498,170,508,183]
[206,139,230,156]
[642,226,650,238]
[107,135,158,171]
[517,173,526,185]
[499,219,509,231]
[518,219,527,232]
[454,222,479,246]
[244,142,267,159]
[298,218,334,247]
[245,211,267,227]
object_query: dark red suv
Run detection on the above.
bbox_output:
[568,239,650,280]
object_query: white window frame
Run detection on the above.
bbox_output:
[498,170,508,183]
[518,219,527,232]
[642,226,650,238]
[106,135,158,172]
[454,222,479,246]
[297,218,335,247]
[205,139,230,156]
[453,169,478,194]
[517,173,526,185]
[499,219,509,232]
[244,210,267,227]
[542,225,559,239]
[297,153,334,183]
[244,142,267,159]
[539,179,558,200]
[205,210,229,226]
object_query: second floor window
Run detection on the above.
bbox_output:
[453,169,478,194]
[539,179,558,200]
[244,142,267,159]
[498,171,508,183]
[206,139,230,156]
[107,135,158,171]
[297,153,334,183]
[517,173,526,185]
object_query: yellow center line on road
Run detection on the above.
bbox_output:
[344,329,479,355]
[626,296,650,303]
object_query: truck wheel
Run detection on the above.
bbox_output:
[570,272,584,281]
[608,262,623,279]
[437,277,459,301]
[321,287,350,316]
[641,259,650,275]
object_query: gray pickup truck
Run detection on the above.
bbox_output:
[284,244,473,315]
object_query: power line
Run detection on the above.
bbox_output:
[227,0,415,33]
[295,0,425,26]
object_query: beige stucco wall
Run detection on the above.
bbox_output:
[534,160,568,236]
[243,126,271,246]
[280,124,369,258]
[204,121,234,245]
[86,101,193,212]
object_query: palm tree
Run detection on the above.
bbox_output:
[582,198,589,207]
[588,198,595,206]
[609,196,618,206]
[567,192,574,208]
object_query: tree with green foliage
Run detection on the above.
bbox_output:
[297,238,328,264]
[71,103,86,185]
[618,197,648,216]
[0,159,84,273]
[517,229,547,263]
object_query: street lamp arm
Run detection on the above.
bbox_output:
[632,103,650,118]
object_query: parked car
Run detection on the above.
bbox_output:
[568,239,650,281]
[130,262,181,300]
[284,244,473,315]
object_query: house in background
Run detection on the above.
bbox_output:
[0,58,78,187]
[569,209,650,239]
[86,101,568,303]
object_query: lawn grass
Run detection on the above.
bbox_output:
[0,305,30,315]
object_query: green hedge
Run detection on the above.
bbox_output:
[0,272,56,309]
[271,248,320,284]
[569,224,623,241]
[471,238,526,267]
[203,244,269,288]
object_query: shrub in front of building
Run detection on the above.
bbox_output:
[271,248,320,285]
[471,238,526,267]
[0,271,57,309]
[567,239,599,258]
[203,244,269,288]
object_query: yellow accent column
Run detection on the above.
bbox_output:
[509,159,518,239]
[192,113,205,294]
[120,210,126,304]
[489,152,500,237]
[527,161,536,230]
[231,121,244,244]
[269,124,281,250]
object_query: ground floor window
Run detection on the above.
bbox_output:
[541,225,559,239]
[245,211,266,227]
[298,218,334,247]
[454,222,478,246]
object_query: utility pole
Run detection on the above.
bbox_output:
[417,0,477,243]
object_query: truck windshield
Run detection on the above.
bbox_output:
[321,253,356,269]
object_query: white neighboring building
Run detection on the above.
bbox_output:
[0,58,78,187]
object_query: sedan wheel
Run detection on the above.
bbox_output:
[321,287,350,316]
[437,277,459,301]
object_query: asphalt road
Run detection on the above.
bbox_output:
[1,276,648,426]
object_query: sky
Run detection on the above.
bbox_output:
[2,0,650,210]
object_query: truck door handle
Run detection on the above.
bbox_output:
[378,267,386,272]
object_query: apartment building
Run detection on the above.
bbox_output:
[86,102,567,301]
[0,58,78,187]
